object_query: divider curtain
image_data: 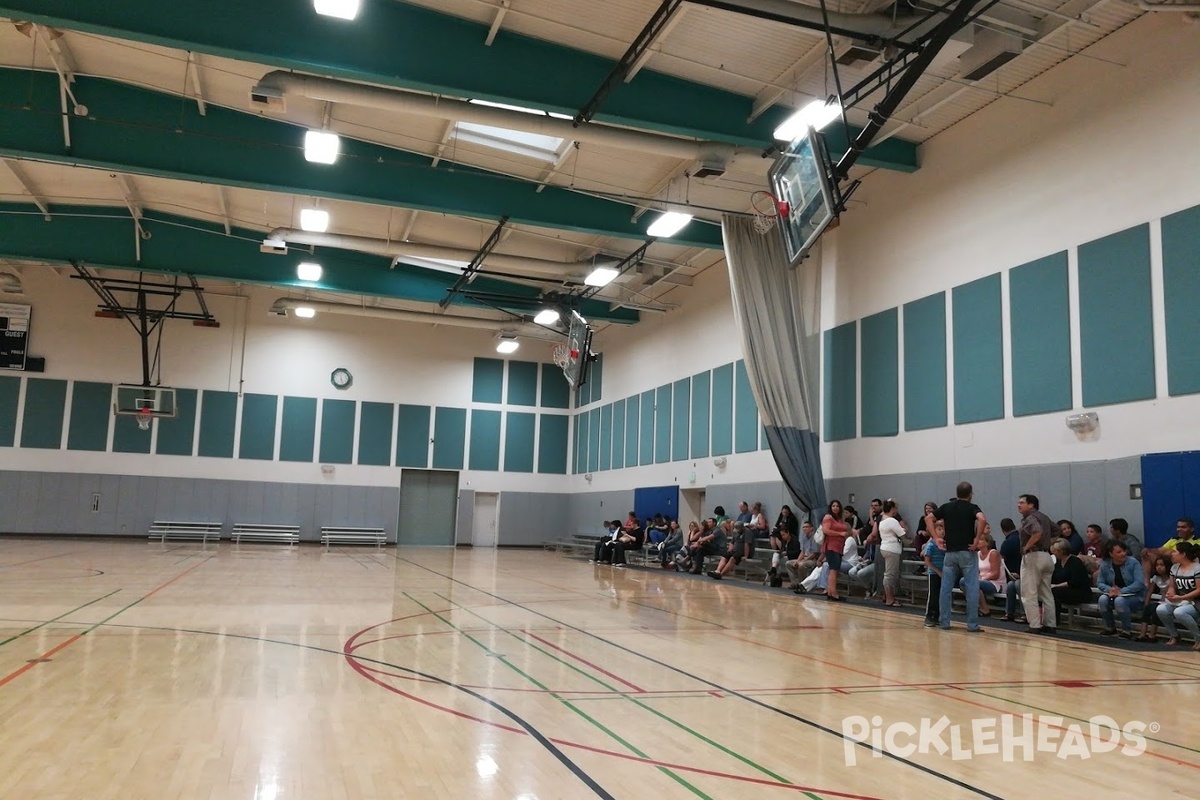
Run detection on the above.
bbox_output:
[722,214,826,515]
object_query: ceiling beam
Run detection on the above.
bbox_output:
[0,0,918,170]
[186,51,208,116]
[215,185,231,234]
[0,202,639,323]
[485,0,510,46]
[2,158,52,220]
[0,68,725,248]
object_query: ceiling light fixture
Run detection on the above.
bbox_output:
[773,99,841,142]
[297,262,323,282]
[294,306,316,318]
[304,130,340,164]
[496,337,520,354]
[584,267,619,287]
[314,0,360,20]
[534,308,560,325]
[646,211,693,239]
[300,208,330,232]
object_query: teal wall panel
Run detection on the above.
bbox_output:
[537,414,569,474]
[279,396,317,463]
[655,384,672,464]
[197,390,236,458]
[156,388,197,456]
[238,393,277,460]
[588,407,601,472]
[67,381,112,452]
[1010,253,1072,416]
[902,293,947,431]
[357,401,394,466]
[672,378,690,461]
[0,375,19,447]
[1163,205,1200,396]
[575,409,589,473]
[639,389,655,465]
[860,309,899,436]
[432,407,467,470]
[540,363,570,409]
[711,363,734,454]
[952,274,1004,424]
[507,360,539,406]
[396,404,431,467]
[21,378,66,449]
[823,324,856,441]
[504,412,536,473]
[611,398,625,468]
[319,399,356,465]
[599,404,612,471]
[1079,224,1155,406]
[472,358,504,403]
[691,371,710,458]
[734,360,758,452]
[469,409,501,471]
[112,412,151,454]
[624,394,639,468]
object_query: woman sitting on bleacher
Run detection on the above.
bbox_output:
[1156,540,1200,648]
[659,520,685,569]
[1097,540,1146,639]
[967,528,1004,617]
[1049,538,1092,621]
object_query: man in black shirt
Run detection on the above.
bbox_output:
[927,481,986,632]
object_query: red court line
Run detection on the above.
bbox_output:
[0,557,210,690]
[523,631,647,694]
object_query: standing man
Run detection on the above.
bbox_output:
[1017,494,1057,635]
[927,482,986,632]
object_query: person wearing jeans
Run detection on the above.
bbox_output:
[941,550,981,630]
[1097,540,1145,637]
[928,481,987,632]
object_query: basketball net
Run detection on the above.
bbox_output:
[136,408,153,431]
[552,343,574,369]
[750,190,791,235]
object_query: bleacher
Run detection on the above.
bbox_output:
[320,526,387,549]
[232,522,300,546]
[148,520,222,544]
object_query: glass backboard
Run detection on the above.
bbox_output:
[768,126,837,266]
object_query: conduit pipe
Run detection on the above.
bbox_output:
[269,297,563,339]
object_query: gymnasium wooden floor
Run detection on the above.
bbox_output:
[0,537,1196,799]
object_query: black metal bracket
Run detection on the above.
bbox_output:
[578,242,652,302]
[440,216,509,309]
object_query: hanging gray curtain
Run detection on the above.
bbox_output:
[722,214,826,515]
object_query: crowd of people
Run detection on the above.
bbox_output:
[588,486,1200,648]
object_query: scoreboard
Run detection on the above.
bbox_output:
[0,303,31,371]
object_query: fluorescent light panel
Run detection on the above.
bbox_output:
[773,99,840,142]
[294,306,316,318]
[534,309,560,325]
[304,130,340,164]
[584,267,619,287]
[314,0,360,20]
[297,262,323,282]
[496,339,520,354]
[646,211,693,239]
[299,208,329,232]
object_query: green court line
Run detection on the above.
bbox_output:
[965,688,1200,758]
[0,589,122,648]
[429,591,819,800]
[403,593,715,800]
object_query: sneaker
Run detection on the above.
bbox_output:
[792,586,806,594]
[924,619,936,628]
[706,570,720,579]
[613,563,626,568]
[1116,630,1132,639]
[1099,628,1118,636]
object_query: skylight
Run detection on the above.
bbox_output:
[454,100,572,163]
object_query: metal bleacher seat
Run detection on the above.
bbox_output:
[148,520,222,544]
[320,526,387,550]
[231,522,300,546]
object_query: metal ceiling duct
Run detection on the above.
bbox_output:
[269,297,563,339]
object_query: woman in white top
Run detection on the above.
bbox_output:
[879,499,906,607]
[1156,540,1200,649]
[967,528,1003,617]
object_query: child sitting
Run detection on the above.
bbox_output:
[1136,555,1171,642]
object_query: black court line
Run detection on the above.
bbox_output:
[397,555,1004,800]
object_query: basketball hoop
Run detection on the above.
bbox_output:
[552,343,572,369]
[135,407,153,431]
[750,190,791,235]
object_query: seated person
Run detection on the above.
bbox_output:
[610,516,645,567]
[709,521,751,579]
[1055,520,1085,556]
[1156,540,1200,648]
[1097,540,1146,638]
[1081,524,1105,576]
[735,501,753,525]
[1049,538,1092,619]
[1107,517,1143,562]
[592,520,622,563]
[658,520,685,569]
[912,502,938,571]
[686,518,727,575]
[965,529,1003,616]
[647,514,670,545]
[768,505,800,574]
[797,527,860,595]
[1137,555,1171,642]
[786,520,822,590]
[1142,517,1196,580]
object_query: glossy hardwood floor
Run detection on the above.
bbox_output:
[0,537,1196,800]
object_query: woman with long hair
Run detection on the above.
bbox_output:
[967,527,1003,616]
[878,499,906,607]
[821,500,849,601]
[1157,541,1200,649]
[769,505,799,582]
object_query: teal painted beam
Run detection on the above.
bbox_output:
[0,0,918,171]
[0,203,638,323]
[0,68,723,249]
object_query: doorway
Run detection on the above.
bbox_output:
[398,469,458,546]
[472,492,499,547]
[680,487,706,526]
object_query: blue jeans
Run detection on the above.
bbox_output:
[941,550,980,629]
[1099,594,1142,632]
[1005,580,1021,617]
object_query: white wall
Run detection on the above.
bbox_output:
[820,14,1200,479]
[3,267,567,492]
